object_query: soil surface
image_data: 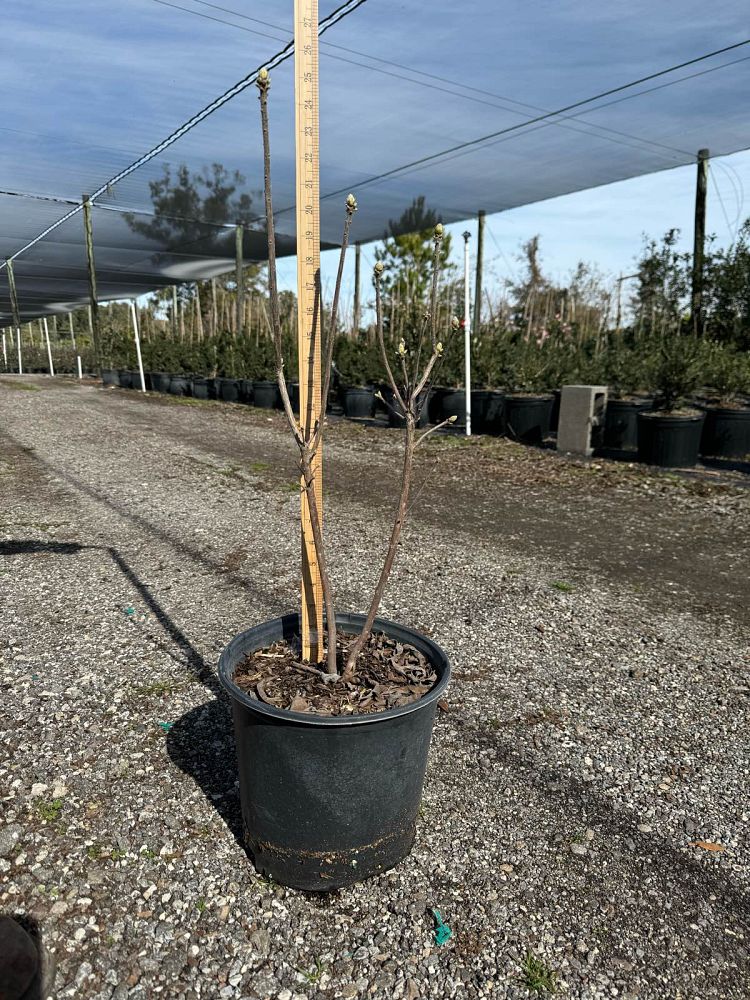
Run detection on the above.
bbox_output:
[232,632,437,715]
[1,375,748,1000]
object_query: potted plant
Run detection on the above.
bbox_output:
[502,340,554,445]
[637,334,704,467]
[335,337,380,418]
[699,342,750,459]
[602,339,653,450]
[469,331,505,435]
[217,70,454,891]
[249,337,280,409]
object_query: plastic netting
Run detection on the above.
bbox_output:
[2,0,748,322]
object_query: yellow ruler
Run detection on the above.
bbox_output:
[294,0,323,661]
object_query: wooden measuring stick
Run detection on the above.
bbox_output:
[294,0,324,661]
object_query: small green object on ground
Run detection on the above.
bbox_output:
[124,606,135,616]
[431,908,453,946]
[157,722,173,732]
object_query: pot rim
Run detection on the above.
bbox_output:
[218,611,451,727]
[637,410,704,423]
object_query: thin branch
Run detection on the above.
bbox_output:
[374,267,406,412]
[415,415,457,448]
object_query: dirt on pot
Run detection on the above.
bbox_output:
[232,630,437,715]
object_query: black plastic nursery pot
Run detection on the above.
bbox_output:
[343,386,375,419]
[150,372,172,393]
[386,389,431,428]
[549,388,561,434]
[216,377,240,403]
[239,379,255,404]
[168,374,190,396]
[253,380,280,409]
[471,390,504,435]
[428,387,448,424]
[218,611,451,891]
[118,369,133,390]
[191,377,215,400]
[440,389,466,426]
[699,406,750,459]
[637,410,705,468]
[504,394,554,445]
[101,369,120,387]
[129,370,145,390]
[603,397,653,450]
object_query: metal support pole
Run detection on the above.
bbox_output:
[473,210,485,333]
[353,242,361,334]
[691,148,709,337]
[82,194,101,372]
[68,313,76,350]
[2,332,6,369]
[77,355,83,379]
[43,318,55,376]
[463,231,472,437]
[129,301,146,392]
[6,259,23,375]
[235,223,244,337]
[172,286,179,338]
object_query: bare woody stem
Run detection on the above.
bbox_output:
[300,447,338,674]
[344,419,416,677]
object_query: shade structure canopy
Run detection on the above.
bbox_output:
[1,0,748,323]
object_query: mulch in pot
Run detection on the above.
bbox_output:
[232,630,437,716]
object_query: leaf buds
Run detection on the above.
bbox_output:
[374,261,385,277]
[448,414,457,423]
[434,223,444,239]
[257,67,270,93]
[436,341,444,355]
[374,389,384,401]
[346,193,357,214]
[398,340,407,357]
[451,316,460,331]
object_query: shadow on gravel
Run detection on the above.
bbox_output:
[0,540,85,556]
[464,721,750,926]
[165,699,245,854]
[0,429,288,621]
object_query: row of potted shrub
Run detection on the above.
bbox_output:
[105,365,749,468]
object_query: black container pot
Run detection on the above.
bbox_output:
[428,387,447,424]
[253,380,280,409]
[288,382,300,414]
[118,369,132,390]
[440,389,466,426]
[102,369,119,387]
[549,388,561,434]
[218,611,450,891]
[504,394,554,445]
[700,406,750,459]
[129,370,145,391]
[604,398,654,450]
[343,386,376,419]
[191,377,214,400]
[471,390,504,435]
[216,377,240,403]
[239,379,255,405]
[385,388,432,429]
[637,410,705,468]
[168,374,190,397]
[150,372,171,394]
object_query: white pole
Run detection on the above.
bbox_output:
[2,332,6,368]
[68,313,76,350]
[16,326,23,374]
[77,355,83,379]
[130,301,146,392]
[463,230,472,437]
[43,317,55,376]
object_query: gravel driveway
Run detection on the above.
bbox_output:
[1,377,748,1000]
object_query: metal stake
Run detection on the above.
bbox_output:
[463,231,472,437]
[43,317,55,376]
[129,301,147,392]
